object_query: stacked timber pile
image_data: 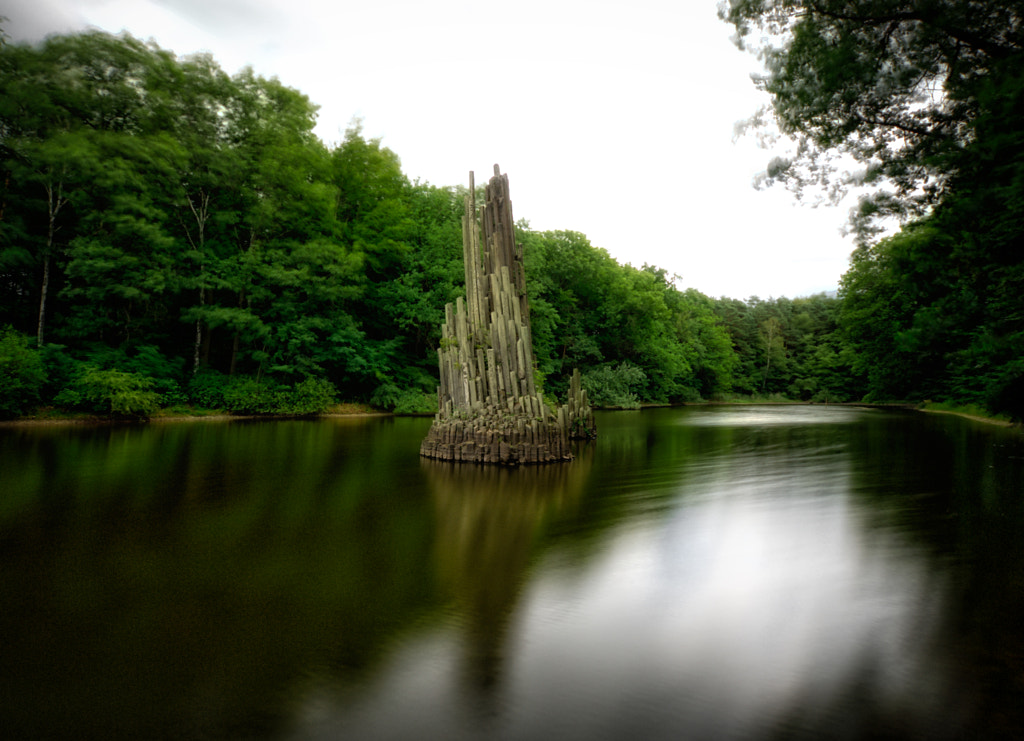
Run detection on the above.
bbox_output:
[420,165,595,465]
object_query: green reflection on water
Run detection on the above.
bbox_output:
[2,408,1024,740]
[0,417,444,739]
[423,455,593,696]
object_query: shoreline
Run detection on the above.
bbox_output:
[916,406,1014,427]
[2,401,1016,430]
[0,410,391,428]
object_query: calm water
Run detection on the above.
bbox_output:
[2,406,1023,740]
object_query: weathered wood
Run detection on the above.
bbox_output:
[420,167,595,465]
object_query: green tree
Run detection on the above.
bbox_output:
[758,316,785,393]
[522,228,737,403]
[0,326,47,416]
[667,288,737,399]
[55,366,161,417]
[721,0,1024,234]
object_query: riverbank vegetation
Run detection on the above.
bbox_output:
[2,18,1022,422]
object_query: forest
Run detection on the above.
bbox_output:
[2,3,1022,421]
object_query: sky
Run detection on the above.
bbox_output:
[6,0,863,300]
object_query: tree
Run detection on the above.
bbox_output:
[155,52,237,374]
[759,316,785,393]
[666,287,738,399]
[0,326,47,416]
[721,0,1024,234]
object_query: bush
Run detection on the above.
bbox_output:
[278,377,337,415]
[392,389,438,415]
[582,362,647,409]
[0,327,48,417]
[221,376,283,414]
[985,359,1024,422]
[674,385,703,403]
[55,366,161,417]
[38,343,81,401]
[123,345,187,406]
[369,382,402,410]
[369,379,438,414]
[52,345,187,409]
[188,372,337,415]
[187,368,231,409]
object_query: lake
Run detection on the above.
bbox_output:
[1,405,1023,739]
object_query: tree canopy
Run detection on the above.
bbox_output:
[723,0,1024,419]
[721,0,1024,234]
[0,30,747,418]
[3,26,1020,420]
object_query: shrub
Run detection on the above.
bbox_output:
[221,376,283,414]
[392,389,438,415]
[189,372,337,415]
[370,381,402,410]
[123,345,187,406]
[187,368,231,409]
[38,343,81,401]
[278,377,337,415]
[55,366,161,417]
[582,362,647,409]
[985,357,1024,422]
[0,327,48,417]
[52,345,187,409]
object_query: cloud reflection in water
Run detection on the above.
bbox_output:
[291,411,964,741]
[505,450,958,740]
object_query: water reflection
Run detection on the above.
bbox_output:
[505,453,958,740]
[424,454,593,697]
[0,417,443,740]
[679,404,868,428]
[292,408,970,740]
[4,408,1023,739]
[294,453,596,740]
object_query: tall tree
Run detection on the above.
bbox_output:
[0,31,175,344]
[721,0,1024,234]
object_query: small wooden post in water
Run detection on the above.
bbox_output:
[420,166,595,465]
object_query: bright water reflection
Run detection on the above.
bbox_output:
[2,407,1023,739]
[300,407,959,740]
[502,450,952,740]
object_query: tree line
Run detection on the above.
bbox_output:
[722,0,1024,420]
[2,21,1022,421]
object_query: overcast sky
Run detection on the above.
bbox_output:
[7,0,861,300]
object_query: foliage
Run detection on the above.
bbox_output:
[582,363,647,409]
[215,376,337,415]
[7,27,1021,422]
[522,229,737,404]
[391,390,438,415]
[0,327,47,416]
[218,377,282,415]
[713,294,860,402]
[278,377,338,415]
[0,31,466,417]
[835,59,1024,419]
[721,0,1024,236]
[719,2,1024,419]
[187,368,230,409]
[55,366,161,417]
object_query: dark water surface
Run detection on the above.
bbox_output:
[2,406,1023,739]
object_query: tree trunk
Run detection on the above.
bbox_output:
[229,332,240,376]
[193,287,205,374]
[185,190,210,375]
[37,255,50,347]
[38,176,67,347]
